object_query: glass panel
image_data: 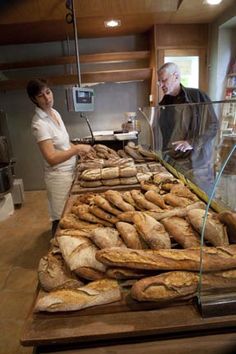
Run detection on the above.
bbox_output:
[148,99,236,317]
[164,56,199,88]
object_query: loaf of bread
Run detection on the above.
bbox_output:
[164,193,194,207]
[104,190,135,211]
[106,267,152,279]
[144,190,169,209]
[102,178,120,186]
[96,245,236,271]
[89,227,126,249]
[80,168,102,181]
[144,201,206,221]
[131,269,236,302]
[187,209,229,246]
[170,184,199,201]
[92,195,121,216]
[218,211,236,244]
[161,216,201,248]
[89,205,119,224]
[59,214,101,230]
[120,176,138,185]
[58,235,106,274]
[116,221,144,249]
[34,278,121,312]
[133,213,171,249]
[119,166,137,178]
[101,167,119,180]
[80,180,102,188]
[131,190,159,210]
[71,204,112,226]
[38,251,83,291]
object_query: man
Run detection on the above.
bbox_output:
[156,62,219,194]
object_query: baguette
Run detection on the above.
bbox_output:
[34,278,121,312]
[89,205,119,224]
[144,190,169,209]
[101,167,119,180]
[119,166,137,178]
[96,245,236,271]
[187,209,229,246]
[131,269,236,302]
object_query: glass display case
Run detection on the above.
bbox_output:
[150,100,236,317]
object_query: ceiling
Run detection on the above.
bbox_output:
[0,0,235,45]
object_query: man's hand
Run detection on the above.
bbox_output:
[172,140,193,152]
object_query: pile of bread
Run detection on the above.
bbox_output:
[35,174,236,313]
[77,161,168,188]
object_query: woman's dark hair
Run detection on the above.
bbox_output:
[26,78,49,103]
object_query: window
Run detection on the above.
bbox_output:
[165,56,199,88]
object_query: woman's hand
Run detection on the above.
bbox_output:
[72,144,96,159]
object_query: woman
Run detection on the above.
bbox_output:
[26,78,92,235]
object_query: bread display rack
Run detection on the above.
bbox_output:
[21,151,236,353]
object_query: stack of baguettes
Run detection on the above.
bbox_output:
[34,174,236,313]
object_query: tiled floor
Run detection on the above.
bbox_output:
[0,191,51,354]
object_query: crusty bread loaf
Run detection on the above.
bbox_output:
[34,278,121,312]
[119,166,137,178]
[144,201,206,221]
[89,205,119,224]
[116,221,144,249]
[106,267,152,279]
[96,245,236,271]
[170,184,199,201]
[80,180,102,188]
[89,227,126,249]
[144,190,169,209]
[101,167,119,180]
[38,251,83,291]
[164,193,194,207]
[187,209,229,246]
[131,190,159,210]
[119,176,138,185]
[59,214,101,230]
[218,211,236,244]
[92,195,121,216]
[102,178,120,186]
[131,269,236,302]
[71,204,112,226]
[58,235,106,274]
[104,190,135,211]
[133,213,171,249]
[80,168,102,181]
[161,216,201,248]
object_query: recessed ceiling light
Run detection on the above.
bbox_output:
[205,0,222,5]
[104,19,121,28]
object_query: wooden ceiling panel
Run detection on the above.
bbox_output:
[0,0,235,45]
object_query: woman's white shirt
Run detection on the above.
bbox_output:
[31,107,76,172]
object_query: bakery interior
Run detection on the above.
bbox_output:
[0,0,236,353]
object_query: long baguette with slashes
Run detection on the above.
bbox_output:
[34,278,121,312]
[96,245,236,272]
[131,269,236,302]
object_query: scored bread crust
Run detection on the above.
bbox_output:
[96,245,236,271]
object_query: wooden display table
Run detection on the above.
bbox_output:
[21,297,236,353]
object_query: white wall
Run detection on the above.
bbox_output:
[208,3,236,100]
[0,35,150,190]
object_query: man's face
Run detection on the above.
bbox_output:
[158,70,179,95]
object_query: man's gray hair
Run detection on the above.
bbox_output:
[158,62,181,76]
